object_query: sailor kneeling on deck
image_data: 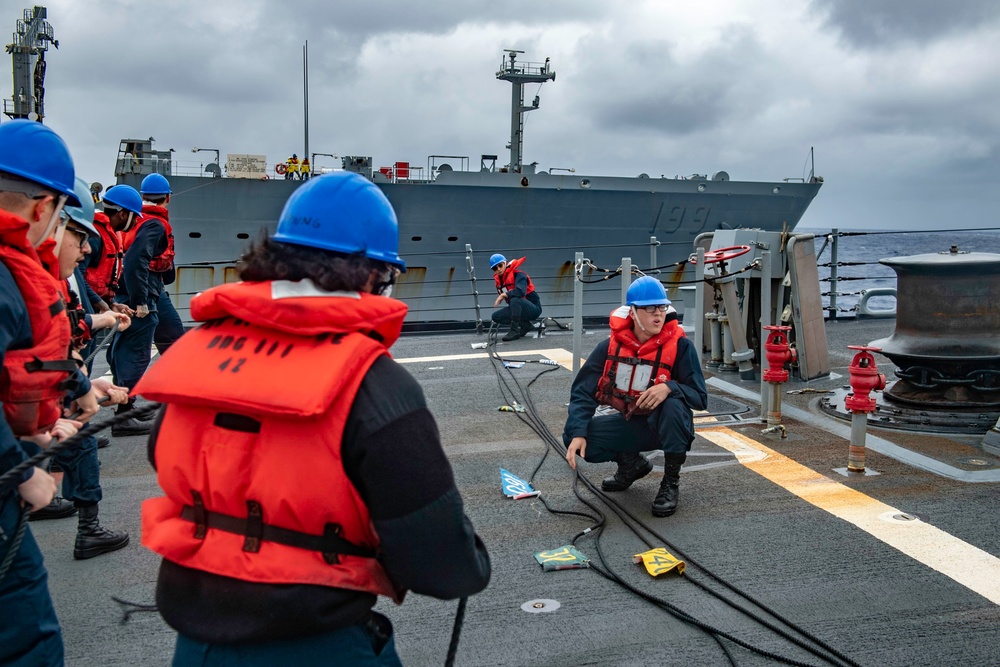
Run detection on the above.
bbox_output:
[135,172,491,666]
[490,253,542,341]
[564,276,708,517]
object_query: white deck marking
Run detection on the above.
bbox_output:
[700,426,1000,605]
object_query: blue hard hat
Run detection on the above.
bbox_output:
[489,253,507,269]
[102,184,143,214]
[140,173,171,195]
[63,178,98,237]
[626,276,670,307]
[0,120,81,206]
[273,172,406,271]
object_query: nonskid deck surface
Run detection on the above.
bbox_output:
[33,319,1000,666]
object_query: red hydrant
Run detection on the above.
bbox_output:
[844,345,887,472]
[761,326,796,438]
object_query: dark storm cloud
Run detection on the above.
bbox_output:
[582,26,772,137]
[812,0,1000,48]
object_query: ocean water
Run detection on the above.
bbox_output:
[799,227,1000,315]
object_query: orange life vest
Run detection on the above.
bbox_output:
[122,204,174,273]
[0,210,75,437]
[136,280,409,601]
[494,256,536,296]
[85,211,124,299]
[596,305,684,419]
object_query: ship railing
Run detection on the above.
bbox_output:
[812,225,1000,319]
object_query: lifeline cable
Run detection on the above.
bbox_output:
[485,342,861,667]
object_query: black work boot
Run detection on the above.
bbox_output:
[652,461,682,517]
[112,416,152,437]
[74,505,130,560]
[29,496,78,521]
[520,320,536,338]
[601,452,653,492]
[97,434,111,449]
[502,322,523,342]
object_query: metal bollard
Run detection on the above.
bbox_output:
[843,345,887,472]
[760,325,796,438]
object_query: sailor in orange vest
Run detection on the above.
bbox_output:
[0,120,112,665]
[135,172,491,665]
[110,173,177,437]
[564,276,707,517]
[490,253,543,341]
[84,184,142,308]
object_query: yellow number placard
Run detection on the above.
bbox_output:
[633,547,685,577]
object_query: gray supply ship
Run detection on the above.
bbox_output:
[109,50,823,329]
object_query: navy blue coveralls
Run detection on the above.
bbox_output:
[0,262,64,666]
[563,335,708,461]
[111,218,166,391]
[51,267,104,508]
[490,270,542,326]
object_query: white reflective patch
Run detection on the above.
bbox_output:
[271,279,360,300]
[614,363,634,392]
[631,364,652,391]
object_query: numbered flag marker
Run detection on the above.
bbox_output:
[533,545,590,571]
[501,469,540,499]
[633,547,685,577]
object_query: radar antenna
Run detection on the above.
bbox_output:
[496,50,555,173]
[4,5,58,122]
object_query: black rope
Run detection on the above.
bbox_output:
[444,596,468,667]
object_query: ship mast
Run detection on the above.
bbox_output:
[4,5,58,122]
[496,50,555,173]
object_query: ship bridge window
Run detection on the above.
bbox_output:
[448,236,458,242]
[188,232,202,239]
[237,233,249,240]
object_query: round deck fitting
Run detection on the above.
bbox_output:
[819,384,1000,434]
[521,599,561,614]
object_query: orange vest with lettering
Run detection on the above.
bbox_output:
[137,280,408,601]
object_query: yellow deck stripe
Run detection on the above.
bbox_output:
[700,426,1000,605]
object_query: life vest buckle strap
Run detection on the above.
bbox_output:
[24,357,79,373]
[243,500,263,553]
[177,505,377,561]
[191,491,207,539]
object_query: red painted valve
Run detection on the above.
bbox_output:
[845,345,887,413]
[762,325,796,383]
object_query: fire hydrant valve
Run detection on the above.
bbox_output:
[763,325,794,384]
[845,345,887,413]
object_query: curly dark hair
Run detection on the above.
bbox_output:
[238,233,385,292]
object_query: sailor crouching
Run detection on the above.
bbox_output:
[563,276,708,517]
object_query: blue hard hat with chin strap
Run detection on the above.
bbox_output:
[273,171,406,271]
[103,184,143,214]
[0,119,80,206]
[140,173,171,196]
[626,276,670,307]
[489,253,507,269]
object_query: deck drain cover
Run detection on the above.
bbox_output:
[879,511,922,524]
[521,599,560,614]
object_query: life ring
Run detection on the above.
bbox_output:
[275,163,287,175]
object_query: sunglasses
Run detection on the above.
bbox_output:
[638,304,668,314]
[491,263,505,272]
[64,226,91,250]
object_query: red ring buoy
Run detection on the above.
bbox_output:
[691,245,752,265]
[275,163,287,175]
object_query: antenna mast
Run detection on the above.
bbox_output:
[4,5,58,122]
[496,50,555,173]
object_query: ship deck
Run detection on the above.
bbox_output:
[33,317,1000,666]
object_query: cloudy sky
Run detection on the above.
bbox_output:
[16,0,1000,231]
